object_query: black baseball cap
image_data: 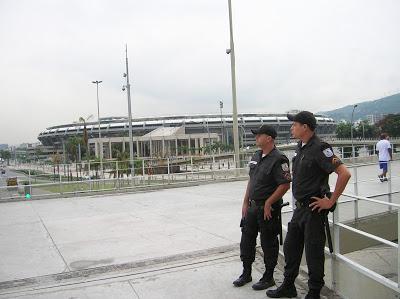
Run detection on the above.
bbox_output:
[251,125,277,139]
[287,111,317,130]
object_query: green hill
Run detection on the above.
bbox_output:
[319,93,400,121]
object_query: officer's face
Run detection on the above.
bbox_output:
[290,122,307,138]
[255,134,272,147]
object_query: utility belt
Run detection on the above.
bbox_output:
[294,198,315,209]
[249,199,264,207]
[295,192,336,212]
[249,199,283,208]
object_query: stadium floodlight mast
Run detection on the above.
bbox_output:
[92,80,103,177]
[227,0,240,170]
[122,45,135,177]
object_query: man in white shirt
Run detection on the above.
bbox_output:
[376,133,392,182]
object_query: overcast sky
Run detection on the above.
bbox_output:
[0,0,399,145]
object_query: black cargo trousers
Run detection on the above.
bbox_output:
[283,203,326,291]
[240,201,280,273]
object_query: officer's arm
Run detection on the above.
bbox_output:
[242,181,251,218]
[329,164,351,205]
[310,145,351,212]
[265,183,290,207]
[243,180,250,204]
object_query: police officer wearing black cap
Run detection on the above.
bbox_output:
[267,111,351,299]
[233,125,291,291]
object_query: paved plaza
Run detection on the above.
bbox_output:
[0,160,398,298]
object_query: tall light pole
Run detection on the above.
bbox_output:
[241,116,246,148]
[219,100,224,145]
[227,0,240,169]
[122,45,134,177]
[350,104,358,159]
[92,80,103,176]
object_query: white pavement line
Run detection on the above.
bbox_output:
[30,205,71,273]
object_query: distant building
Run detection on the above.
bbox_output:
[38,113,337,158]
[0,144,8,150]
[366,114,385,124]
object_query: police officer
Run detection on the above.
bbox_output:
[233,125,291,290]
[267,111,351,299]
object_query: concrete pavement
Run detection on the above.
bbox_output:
[0,160,398,298]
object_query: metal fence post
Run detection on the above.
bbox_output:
[332,203,340,292]
[353,166,359,221]
[116,160,119,190]
[388,160,392,212]
[167,157,170,183]
[190,156,193,179]
[59,172,62,195]
[398,204,400,287]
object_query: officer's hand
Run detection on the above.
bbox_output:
[309,196,334,212]
[242,201,249,218]
[264,202,273,220]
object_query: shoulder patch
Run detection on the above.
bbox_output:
[322,148,334,158]
[281,163,289,172]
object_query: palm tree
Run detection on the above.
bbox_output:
[66,136,84,162]
[51,152,62,180]
[74,115,93,174]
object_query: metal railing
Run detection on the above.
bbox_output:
[0,154,253,201]
[1,149,400,295]
[280,159,400,296]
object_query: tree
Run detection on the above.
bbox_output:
[66,136,84,162]
[354,120,379,139]
[51,152,62,179]
[74,115,93,173]
[377,114,400,137]
[0,150,11,165]
[335,122,352,138]
[35,148,43,162]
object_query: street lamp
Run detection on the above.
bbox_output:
[122,45,134,177]
[92,80,103,176]
[227,0,240,169]
[350,104,358,159]
[219,100,224,145]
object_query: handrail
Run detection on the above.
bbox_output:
[341,192,400,208]
[333,222,398,248]
[335,254,399,292]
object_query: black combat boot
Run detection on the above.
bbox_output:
[252,271,275,290]
[304,288,321,299]
[266,280,297,298]
[233,266,252,287]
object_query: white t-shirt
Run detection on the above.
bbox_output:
[376,139,392,162]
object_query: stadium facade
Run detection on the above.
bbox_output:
[38,113,336,158]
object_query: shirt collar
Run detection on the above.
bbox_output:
[259,147,276,159]
[297,134,318,150]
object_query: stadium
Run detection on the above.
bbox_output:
[38,113,336,158]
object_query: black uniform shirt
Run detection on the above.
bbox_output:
[292,134,343,201]
[248,147,291,205]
